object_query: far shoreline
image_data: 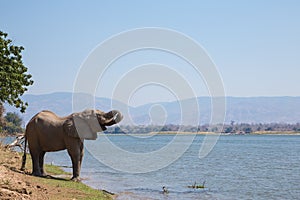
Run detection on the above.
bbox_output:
[101,131,300,136]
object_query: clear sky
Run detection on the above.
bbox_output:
[1,0,300,105]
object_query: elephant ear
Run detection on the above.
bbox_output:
[63,110,104,140]
[63,118,78,138]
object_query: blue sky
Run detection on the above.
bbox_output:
[1,0,300,105]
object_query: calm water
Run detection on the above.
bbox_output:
[43,135,300,200]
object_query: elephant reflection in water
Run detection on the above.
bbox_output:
[21,109,123,181]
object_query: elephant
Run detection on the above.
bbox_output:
[21,109,123,181]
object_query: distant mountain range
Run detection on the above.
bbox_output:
[4,92,300,126]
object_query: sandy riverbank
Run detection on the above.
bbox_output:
[0,140,113,200]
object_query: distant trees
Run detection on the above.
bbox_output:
[0,111,23,134]
[224,127,233,134]
[5,112,22,127]
[0,31,33,113]
[105,123,300,134]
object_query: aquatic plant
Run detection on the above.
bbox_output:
[187,181,205,189]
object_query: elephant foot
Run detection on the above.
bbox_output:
[32,171,47,178]
[71,176,81,182]
[32,171,42,177]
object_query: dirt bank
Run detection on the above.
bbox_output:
[0,142,113,200]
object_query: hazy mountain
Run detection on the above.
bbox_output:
[4,92,127,126]
[4,92,300,126]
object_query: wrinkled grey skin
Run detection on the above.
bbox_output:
[22,109,123,181]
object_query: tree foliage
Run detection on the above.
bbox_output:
[5,112,22,127]
[3,112,23,134]
[0,31,33,113]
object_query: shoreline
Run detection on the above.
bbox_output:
[102,131,300,136]
[2,131,300,140]
[0,140,113,200]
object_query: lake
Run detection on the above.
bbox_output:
[43,134,300,199]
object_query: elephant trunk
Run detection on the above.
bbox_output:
[98,110,123,126]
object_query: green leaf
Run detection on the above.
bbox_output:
[0,31,33,112]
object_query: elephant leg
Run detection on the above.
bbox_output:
[68,149,80,180]
[66,138,84,181]
[79,141,84,170]
[39,151,46,176]
[30,150,41,176]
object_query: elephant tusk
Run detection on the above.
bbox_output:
[113,113,119,121]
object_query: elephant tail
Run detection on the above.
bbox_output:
[21,135,27,171]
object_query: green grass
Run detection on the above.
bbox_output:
[45,163,70,176]
[43,165,113,200]
[23,153,113,200]
[20,153,70,176]
[38,177,113,200]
